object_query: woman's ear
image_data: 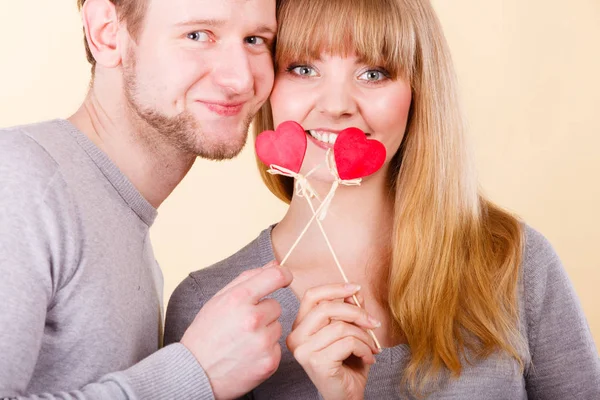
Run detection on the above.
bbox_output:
[81,0,121,68]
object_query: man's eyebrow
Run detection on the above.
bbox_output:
[174,19,276,36]
[254,25,277,36]
[174,19,226,28]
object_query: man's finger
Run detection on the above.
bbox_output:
[232,264,293,304]
[216,261,278,296]
[254,298,283,328]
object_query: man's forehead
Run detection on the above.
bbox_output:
[148,0,276,28]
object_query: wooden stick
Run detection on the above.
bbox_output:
[279,190,332,266]
[276,163,382,350]
[302,192,382,351]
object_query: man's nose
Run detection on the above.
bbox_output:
[213,44,254,96]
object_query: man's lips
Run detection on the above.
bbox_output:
[196,100,245,116]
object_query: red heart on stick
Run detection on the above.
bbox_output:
[333,128,387,180]
[256,121,307,173]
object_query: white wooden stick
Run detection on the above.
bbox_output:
[272,158,382,350]
[279,192,331,266]
[302,193,382,350]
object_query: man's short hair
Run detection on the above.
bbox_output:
[77,0,147,71]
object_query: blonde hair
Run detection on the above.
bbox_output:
[254,0,527,394]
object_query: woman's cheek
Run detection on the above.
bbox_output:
[364,89,412,163]
[271,84,315,126]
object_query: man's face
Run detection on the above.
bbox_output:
[122,0,276,160]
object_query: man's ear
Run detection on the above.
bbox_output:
[81,0,121,68]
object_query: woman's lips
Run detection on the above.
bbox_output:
[305,128,372,150]
[307,132,334,149]
[306,129,338,149]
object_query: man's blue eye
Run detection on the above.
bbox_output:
[246,36,266,45]
[187,31,210,42]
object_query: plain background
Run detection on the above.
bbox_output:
[0,1,598,349]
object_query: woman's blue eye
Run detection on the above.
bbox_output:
[291,66,317,77]
[187,31,210,42]
[359,69,388,82]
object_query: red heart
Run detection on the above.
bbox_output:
[333,128,387,180]
[256,121,307,173]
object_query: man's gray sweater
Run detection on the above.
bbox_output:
[0,120,213,399]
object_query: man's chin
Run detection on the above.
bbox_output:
[193,118,252,160]
[195,135,248,161]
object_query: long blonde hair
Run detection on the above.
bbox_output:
[254,0,526,394]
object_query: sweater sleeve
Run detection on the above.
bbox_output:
[0,133,81,397]
[1,345,213,400]
[523,226,600,399]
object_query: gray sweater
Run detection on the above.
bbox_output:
[0,120,213,399]
[165,226,600,399]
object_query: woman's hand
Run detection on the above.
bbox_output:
[286,283,381,400]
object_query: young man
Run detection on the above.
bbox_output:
[0,0,291,398]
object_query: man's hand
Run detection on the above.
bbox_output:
[181,261,293,400]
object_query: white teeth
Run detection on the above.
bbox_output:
[307,129,338,145]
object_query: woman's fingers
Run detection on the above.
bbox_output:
[344,292,365,307]
[302,320,379,355]
[294,283,362,328]
[305,301,380,333]
[316,335,377,366]
[286,287,377,400]
[288,301,380,350]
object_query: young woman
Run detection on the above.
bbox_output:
[165,0,600,398]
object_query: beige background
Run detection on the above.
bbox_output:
[0,1,598,349]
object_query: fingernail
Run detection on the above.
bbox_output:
[368,316,381,327]
[345,284,361,292]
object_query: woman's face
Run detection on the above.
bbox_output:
[270,53,412,182]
